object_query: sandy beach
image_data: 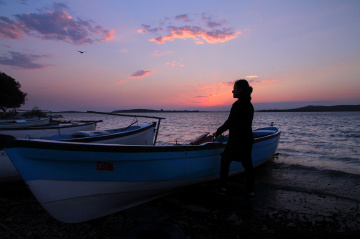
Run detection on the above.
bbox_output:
[1,161,359,239]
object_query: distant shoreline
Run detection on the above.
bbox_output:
[258,104,360,112]
[53,109,202,113]
[51,104,360,113]
[112,109,200,113]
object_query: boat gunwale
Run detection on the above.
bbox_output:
[0,117,52,129]
[2,127,280,153]
[61,122,156,142]
[0,121,96,131]
[0,117,50,124]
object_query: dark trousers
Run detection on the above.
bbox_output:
[219,144,255,192]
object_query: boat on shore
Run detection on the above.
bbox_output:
[1,126,281,223]
[0,122,156,182]
[0,117,51,129]
[42,122,156,145]
[0,122,96,182]
[0,121,96,138]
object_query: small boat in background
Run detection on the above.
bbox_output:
[0,117,51,129]
[0,121,96,182]
[42,122,156,145]
[0,121,96,138]
[2,126,281,223]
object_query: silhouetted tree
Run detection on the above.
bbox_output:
[0,72,27,113]
[22,106,47,118]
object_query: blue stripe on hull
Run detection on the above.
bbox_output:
[8,147,224,181]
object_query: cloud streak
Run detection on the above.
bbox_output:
[198,82,233,89]
[201,14,226,28]
[0,3,114,44]
[153,50,173,56]
[245,75,259,78]
[138,13,240,44]
[197,79,277,89]
[166,61,184,67]
[0,51,52,69]
[175,14,191,22]
[130,70,155,78]
[193,93,221,98]
[248,79,277,85]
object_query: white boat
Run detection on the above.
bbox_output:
[0,122,156,182]
[2,126,281,223]
[0,117,51,128]
[0,121,96,138]
[0,122,96,182]
[44,122,156,145]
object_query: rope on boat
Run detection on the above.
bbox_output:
[120,118,138,132]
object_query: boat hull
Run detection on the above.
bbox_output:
[0,122,96,138]
[0,117,51,129]
[4,127,280,223]
[0,122,97,182]
[0,123,155,182]
[0,151,22,182]
[28,178,212,223]
[61,123,156,145]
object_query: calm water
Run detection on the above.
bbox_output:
[58,111,360,217]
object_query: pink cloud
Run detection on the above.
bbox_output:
[139,14,240,45]
[0,51,52,69]
[198,82,233,89]
[149,26,240,44]
[175,14,191,22]
[165,61,184,67]
[196,80,276,90]
[153,50,173,56]
[137,24,162,33]
[116,79,127,84]
[248,79,277,85]
[245,75,259,78]
[201,14,226,28]
[262,79,277,82]
[0,17,25,39]
[0,3,114,45]
[193,93,221,98]
[130,70,155,78]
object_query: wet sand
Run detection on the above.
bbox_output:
[1,163,359,239]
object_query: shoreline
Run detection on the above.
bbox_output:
[1,163,359,239]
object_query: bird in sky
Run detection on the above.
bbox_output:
[78,51,86,54]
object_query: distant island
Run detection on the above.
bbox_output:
[50,105,360,113]
[258,104,360,112]
[55,111,84,113]
[111,109,200,113]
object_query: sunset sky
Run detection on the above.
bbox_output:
[1,0,359,111]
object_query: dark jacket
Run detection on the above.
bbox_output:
[216,98,254,151]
